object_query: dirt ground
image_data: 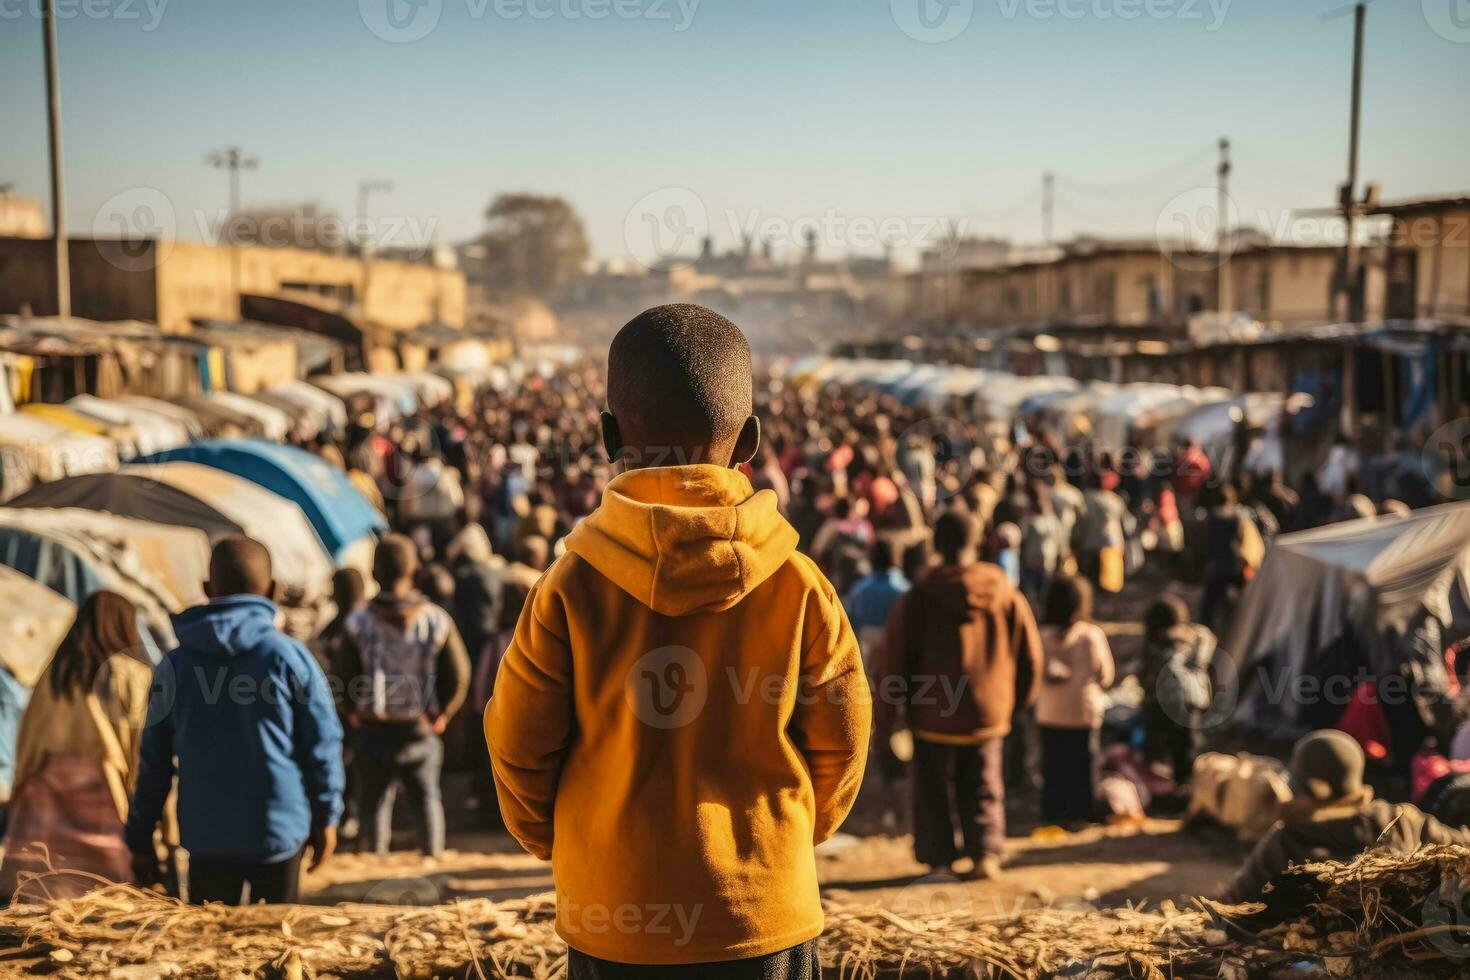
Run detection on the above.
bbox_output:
[302,818,1249,922]
[303,569,1246,921]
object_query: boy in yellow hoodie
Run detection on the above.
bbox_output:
[486,304,870,977]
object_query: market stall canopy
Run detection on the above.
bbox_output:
[137,439,385,560]
[0,510,185,655]
[115,396,207,439]
[203,392,293,442]
[1163,393,1295,455]
[1226,502,1470,735]
[268,381,349,432]
[0,564,75,688]
[0,413,118,501]
[310,373,423,417]
[66,395,192,457]
[172,395,267,438]
[7,471,241,541]
[124,461,333,607]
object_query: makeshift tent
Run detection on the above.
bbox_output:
[137,440,385,560]
[124,461,333,608]
[171,396,266,438]
[66,395,192,457]
[270,381,348,432]
[0,564,75,688]
[0,414,118,502]
[1226,502,1470,735]
[7,472,241,541]
[0,508,206,610]
[0,511,184,655]
[399,373,454,409]
[115,396,207,439]
[205,392,292,442]
[311,374,417,417]
[1088,385,1230,455]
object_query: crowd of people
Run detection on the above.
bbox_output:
[0,303,1465,975]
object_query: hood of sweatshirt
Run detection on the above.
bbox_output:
[564,464,798,617]
[917,562,1014,618]
[171,595,280,657]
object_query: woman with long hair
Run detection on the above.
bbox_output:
[1035,575,1115,826]
[0,591,153,901]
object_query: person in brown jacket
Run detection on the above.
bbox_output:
[876,511,1043,878]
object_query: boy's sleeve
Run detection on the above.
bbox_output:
[485,581,574,861]
[291,649,346,830]
[791,584,871,844]
[124,658,177,856]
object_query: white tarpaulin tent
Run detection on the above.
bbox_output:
[1226,502,1470,733]
[0,564,74,688]
[67,395,192,458]
[0,414,118,501]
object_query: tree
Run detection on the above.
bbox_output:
[468,194,590,301]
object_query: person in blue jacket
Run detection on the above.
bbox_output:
[125,536,344,905]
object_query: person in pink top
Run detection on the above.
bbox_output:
[1035,575,1115,826]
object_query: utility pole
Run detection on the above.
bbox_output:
[1042,171,1055,247]
[1341,1,1366,322]
[1217,137,1232,314]
[356,178,394,252]
[42,0,69,319]
[207,146,258,320]
[356,179,393,320]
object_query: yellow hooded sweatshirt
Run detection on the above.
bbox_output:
[486,465,870,965]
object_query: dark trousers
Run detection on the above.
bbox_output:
[190,849,303,905]
[1039,726,1098,825]
[1199,576,1238,636]
[1144,703,1198,784]
[356,725,445,857]
[568,940,821,979]
[911,737,1005,867]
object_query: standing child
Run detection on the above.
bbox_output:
[126,537,344,905]
[876,511,1043,880]
[486,305,870,976]
[1035,575,1114,827]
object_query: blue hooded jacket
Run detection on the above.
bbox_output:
[125,596,344,863]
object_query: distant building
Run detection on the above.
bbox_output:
[1368,195,1470,322]
[0,235,466,337]
[0,192,46,239]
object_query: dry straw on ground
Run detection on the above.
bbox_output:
[3,846,1470,978]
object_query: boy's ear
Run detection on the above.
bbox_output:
[731,415,760,468]
[600,411,623,467]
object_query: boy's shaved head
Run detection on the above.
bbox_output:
[208,535,274,599]
[604,304,757,468]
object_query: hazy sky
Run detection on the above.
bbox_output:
[2,0,1467,265]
